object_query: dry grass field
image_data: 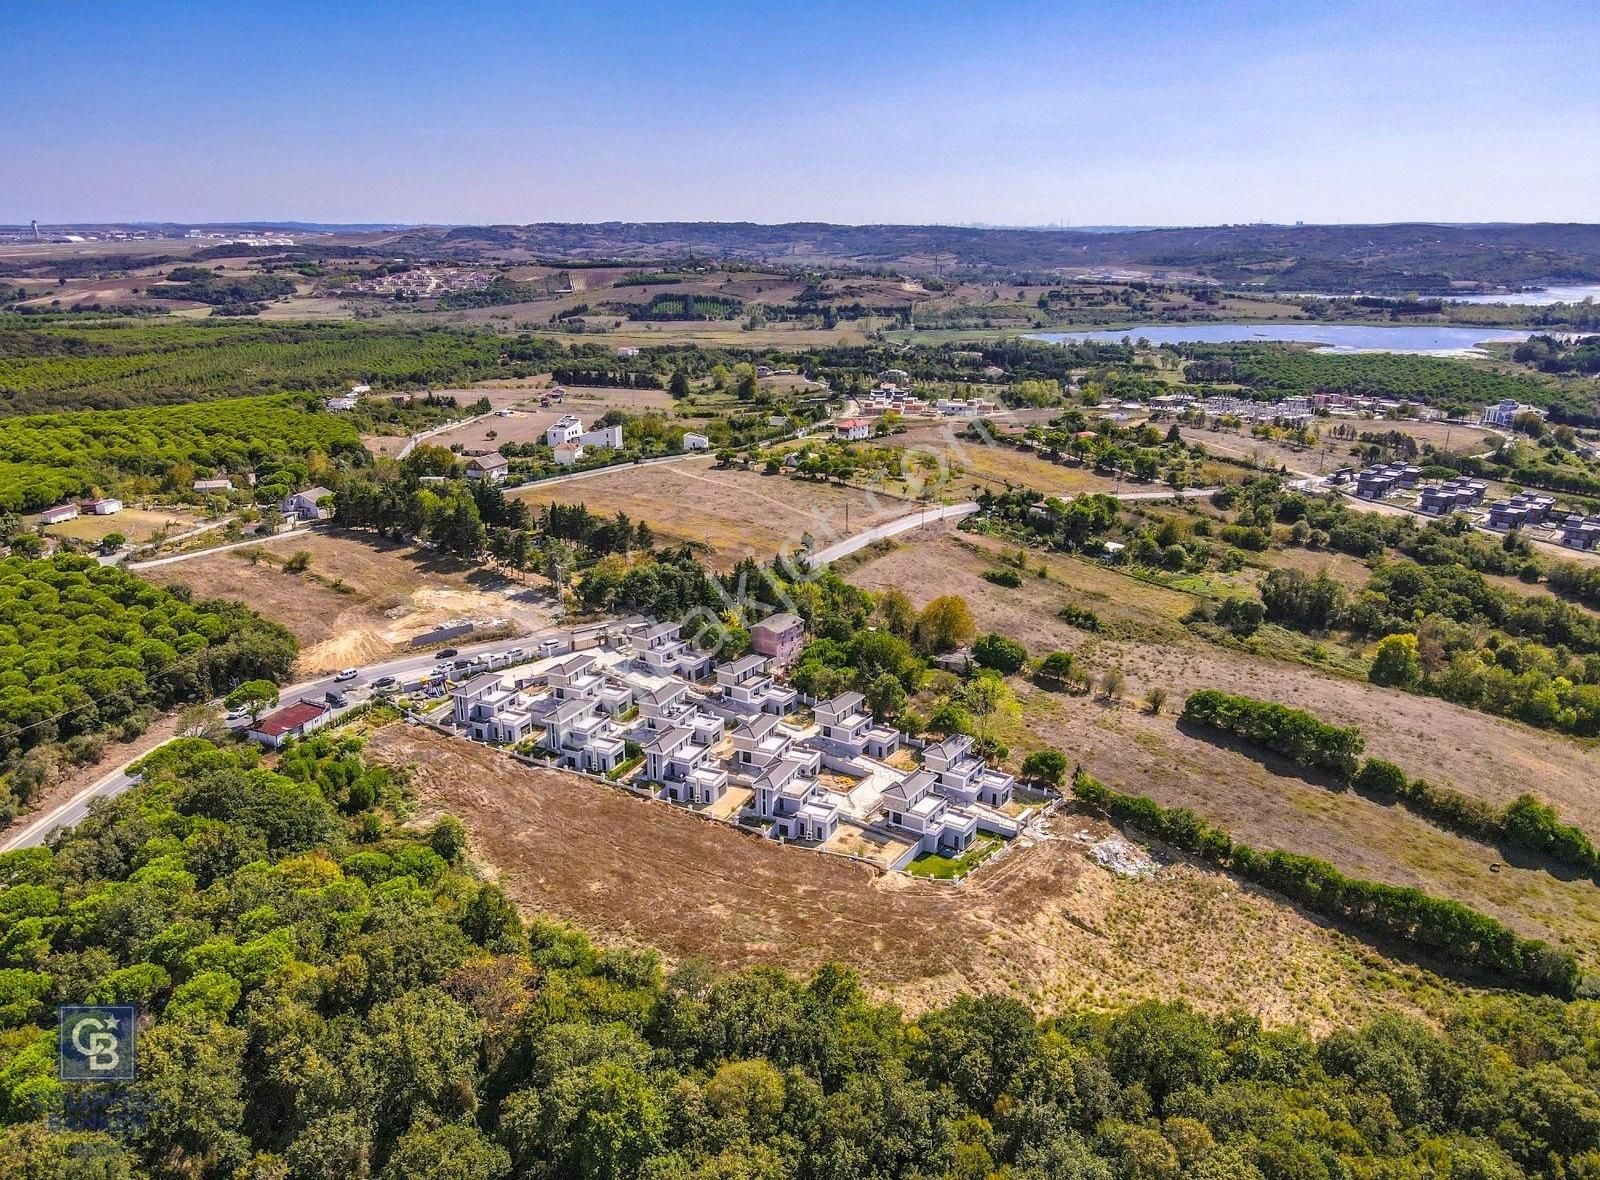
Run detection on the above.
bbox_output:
[371,724,1444,1028]
[515,458,920,567]
[144,530,555,673]
[40,506,203,545]
[844,526,1600,969]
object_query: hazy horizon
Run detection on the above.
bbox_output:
[6,0,1599,227]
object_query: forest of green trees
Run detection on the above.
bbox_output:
[4,732,1600,1178]
[0,395,370,512]
[0,556,296,820]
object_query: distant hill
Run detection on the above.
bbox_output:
[386,220,1600,294]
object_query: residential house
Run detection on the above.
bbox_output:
[750,612,805,666]
[87,498,122,515]
[453,674,542,744]
[715,655,797,715]
[1482,399,1546,429]
[546,414,584,447]
[541,697,626,774]
[325,395,358,411]
[465,453,509,483]
[280,486,333,522]
[922,734,1015,808]
[641,726,729,805]
[749,756,841,842]
[246,699,332,748]
[811,691,899,759]
[1487,501,1528,531]
[833,417,874,441]
[552,442,585,466]
[628,621,713,680]
[39,504,80,524]
[880,770,979,855]
[1559,514,1600,550]
[729,713,817,775]
[579,423,623,449]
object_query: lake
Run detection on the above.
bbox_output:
[1027,323,1536,354]
[1432,284,1600,306]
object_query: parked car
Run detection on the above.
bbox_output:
[372,675,397,690]
[225,705,248,721]
[334,667,359,682]
[434,648,459,659]
[325,690,349,707]
[505,648,525,660]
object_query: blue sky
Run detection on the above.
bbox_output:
[5,0,1598,226]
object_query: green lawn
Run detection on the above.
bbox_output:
[905,835,1003,880]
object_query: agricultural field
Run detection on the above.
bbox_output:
[843,526,1600,969]
[372,723,1442,1028]
[516,457,919,567]
[141,529,555,674]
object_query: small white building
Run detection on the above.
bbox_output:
[325,396,359,412]
[39,504,80,525]
[87,498,122,515]
[833,417,874,441]
[552,442,585,466]
[579,423,623,449]
[682,432,711,451]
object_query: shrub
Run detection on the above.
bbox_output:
[982,567,1023,588]
[972,633,1027,675]
[1020,749,1067,787]
[1058,604,1101,631]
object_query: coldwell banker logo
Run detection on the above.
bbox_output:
[59,1005,137,1081]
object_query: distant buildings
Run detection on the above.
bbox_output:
[1487,492,1557,530]
[1482,399,1547,429]
[1417,478,1487,515]
[39,504,80,525]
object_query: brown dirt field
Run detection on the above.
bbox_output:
[41,506,203,545]
[1189,418,1500,478]
[845,527,1600,966]
[515,458,920,568]
[888,426,1125,501]
[370,724,1444,1028]
[143,530,556,674]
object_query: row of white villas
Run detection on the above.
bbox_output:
[448,619,1025,862]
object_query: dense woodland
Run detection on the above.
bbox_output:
[3,735,1600,1177]
[0,395,369,512]
[0,556,296,820]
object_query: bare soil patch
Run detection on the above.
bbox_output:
[371,724,1440,1027]
[516,459,918,568]
[143,530,555,674]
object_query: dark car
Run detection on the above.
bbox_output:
[371,675,397,689]
[325,690,349,708]
[434,648,459,659]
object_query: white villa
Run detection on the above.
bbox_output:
[629,621,713,680]
[714,654,798,715]
[880,770,980,855]
[640,726,729,805]
[547,413,624,451]
[811,691,900,760]
[922,734,1015,808]
[750,755,842,842]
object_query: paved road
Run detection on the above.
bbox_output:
[807,502,980,565]
[0,633,540,852]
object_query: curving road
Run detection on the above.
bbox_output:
[0,633,538,853]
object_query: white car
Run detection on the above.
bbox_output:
[225,705,248,721]
[334,667,359,682]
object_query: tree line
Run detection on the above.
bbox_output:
[1072,770,1582,997]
